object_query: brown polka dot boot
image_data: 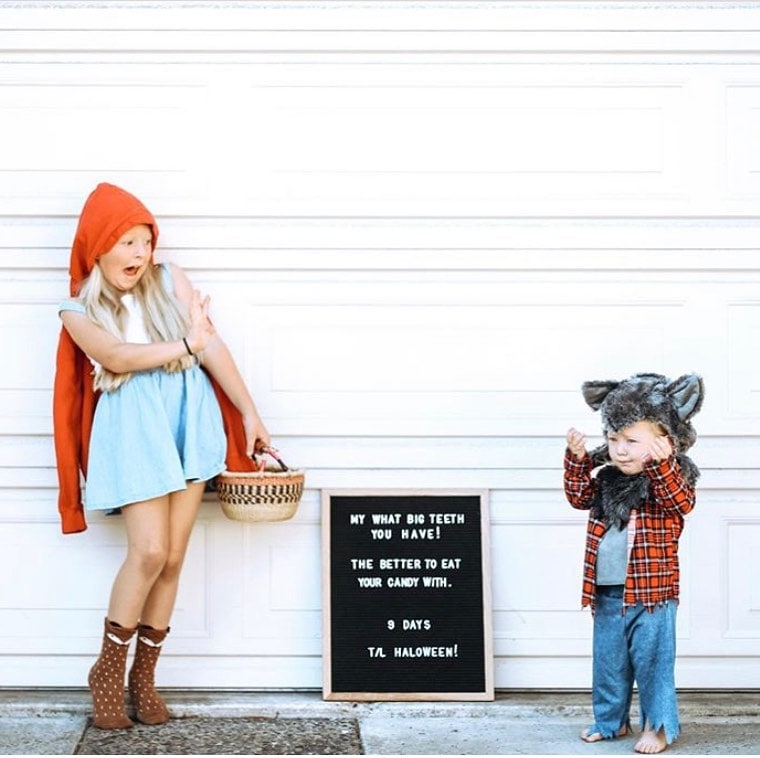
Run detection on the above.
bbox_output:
[87,617,136,730]
[128,624,171,725]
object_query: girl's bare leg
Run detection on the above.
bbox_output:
[139,481,205,629]
[107,496,171,627]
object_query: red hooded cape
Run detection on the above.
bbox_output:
[53,183,254,534]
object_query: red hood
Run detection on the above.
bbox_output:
[69,182,159,295]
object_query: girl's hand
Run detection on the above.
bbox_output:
[642,435,674,464]
[243,411,271,459]
[186,289,215,353]
[566,427,588,460]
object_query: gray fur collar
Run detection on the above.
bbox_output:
[589,453,700,529]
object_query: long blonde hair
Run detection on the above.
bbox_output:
[77,263,195,391]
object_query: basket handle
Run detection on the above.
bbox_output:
[253,446,289,472]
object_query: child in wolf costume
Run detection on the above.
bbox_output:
[563,372,703,754]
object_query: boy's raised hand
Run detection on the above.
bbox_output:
[642,434,674,464]
[566,427,587,460]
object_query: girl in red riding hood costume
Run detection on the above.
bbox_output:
[53,183,268,729]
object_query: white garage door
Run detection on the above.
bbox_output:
[1,1,758,690]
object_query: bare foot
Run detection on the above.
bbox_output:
[580,724,630,743]
[634,727,667,754]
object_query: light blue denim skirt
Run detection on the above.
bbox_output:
[84,366,227,511]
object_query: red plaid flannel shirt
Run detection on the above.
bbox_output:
[563,449,695,612]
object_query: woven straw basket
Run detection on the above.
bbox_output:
[217,449,304,523]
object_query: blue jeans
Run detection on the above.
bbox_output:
[591,585,680,744]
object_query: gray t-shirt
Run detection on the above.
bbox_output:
[596,524,629,586]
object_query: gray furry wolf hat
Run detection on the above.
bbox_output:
[580,372,704,527]
[582,372,704,455]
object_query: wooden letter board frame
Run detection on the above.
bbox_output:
[322,489,493,701]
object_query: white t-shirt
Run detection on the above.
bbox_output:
[121,293,150,344]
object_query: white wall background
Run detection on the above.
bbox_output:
[0,0,758,690]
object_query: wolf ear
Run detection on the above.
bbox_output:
[581,380,619,411]
[667,374,704,421]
